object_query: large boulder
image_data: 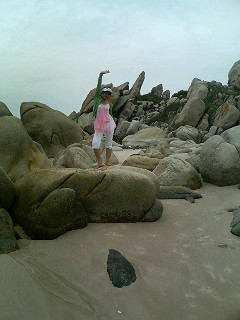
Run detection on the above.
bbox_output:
[126,120,141,135]
[0,209,19,254]
[0,166,15,210]
[122,127,166,148]
[174,97,206,128]
[199,135,240,186]
[118,101,137,121]
[187,78,208,99]
[0,116,52,182]
[228,60,240,91]
[111,165,161,199]
[197,113,209,131]
[12,168,102,239]
[153,157,202,190]
[53,143,118,169]
[77,112,94,134]
[12,167,159,239]
[114,119,131,137]
[221,125,240,153]
[53,144,95,169]
[85,169,157,223]
[122,155,160,171]
[21,102,84,157]
[151,84,163,98]
[0,102,12,117]
[174,125,201,143]
[213,100,240,130]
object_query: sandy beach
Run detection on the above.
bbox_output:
[1,149,240,320]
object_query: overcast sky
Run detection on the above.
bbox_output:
[1,0,240,117]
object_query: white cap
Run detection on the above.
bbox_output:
[101,87,112,94]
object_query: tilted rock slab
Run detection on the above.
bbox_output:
[174,97,205,128]
[113,72,145,114]
[187,78,208,100]
[21,102,84,158]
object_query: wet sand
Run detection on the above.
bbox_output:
[1,150,240,320]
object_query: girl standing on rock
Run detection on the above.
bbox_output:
[92,70,116,169]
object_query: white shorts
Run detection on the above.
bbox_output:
[92,131,114,149]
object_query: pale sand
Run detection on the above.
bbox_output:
[1,150,240,320]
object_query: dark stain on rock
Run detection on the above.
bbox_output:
[107,249,136,288]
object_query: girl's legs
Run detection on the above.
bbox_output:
[105,148,112,166]
[105,132,114,166]
[92,131,104,168]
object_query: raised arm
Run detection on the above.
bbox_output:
[95,70,110,97]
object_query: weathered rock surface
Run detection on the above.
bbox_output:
[12,167,158,238]
[174,125,200,143]
[140,199,163,222]
[187,78,208,100]
[122,155,160,171]
[77,112,94,134]
[0,166,15,210]
[12,169,91,239]
[185,153,201,172]
[126,120,140,135]
[221,125,240,153]
[107,249,136,288]
[122,127,166,148]
[0,208,19,254]
[86,169,157,223]
[53,144,95,169]
[197,114,209,131]
[0,101,12,117]
[113,72,145,114]
[110,166,161,200]
[151,84,163,97]
[0,116,52,182]
[153,157,202,190]
[213,100,240,130]
[157,186,202,202]
[21,102,84,158]
[228,60,240,91]
[174,98,205,128]
[229,207,240,237]
[200,135,240,186]
[54,143,119,169]
[114,119,131,137]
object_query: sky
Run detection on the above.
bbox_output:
[0,0,240,117]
